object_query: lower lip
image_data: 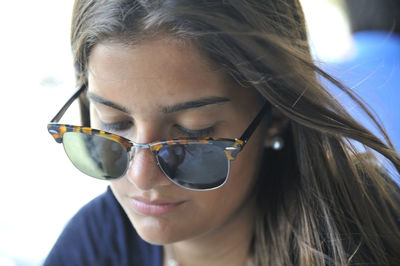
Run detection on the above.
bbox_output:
[130,199,184,216]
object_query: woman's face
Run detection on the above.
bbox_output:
[87,38,269,244]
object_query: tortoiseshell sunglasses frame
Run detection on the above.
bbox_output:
[48,85,271,190]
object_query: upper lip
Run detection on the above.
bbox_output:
[131,196,184,205]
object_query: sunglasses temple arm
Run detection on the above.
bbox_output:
[238,103,271,145]
[50,85,86,123]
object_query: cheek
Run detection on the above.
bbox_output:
[89,105,99,127]
[228,132,265,191]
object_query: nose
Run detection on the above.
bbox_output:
[125,146,172,191]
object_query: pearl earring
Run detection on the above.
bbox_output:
[271,136,284,150]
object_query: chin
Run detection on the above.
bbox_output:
[128,213,190,245]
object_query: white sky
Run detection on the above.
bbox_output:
[0,1,107,265]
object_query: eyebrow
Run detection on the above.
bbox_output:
[162,97,230,113]
[87,92,230,114]
[87,92,130,113]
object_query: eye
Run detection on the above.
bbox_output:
[100,120,133,132]
[176,125,215,138]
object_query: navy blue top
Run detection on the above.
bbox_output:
[43,187,163,266]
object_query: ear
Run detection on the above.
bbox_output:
[263,107,290,148]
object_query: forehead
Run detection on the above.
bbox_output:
[87,39,234,107]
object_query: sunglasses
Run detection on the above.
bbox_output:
[48,85,270,191]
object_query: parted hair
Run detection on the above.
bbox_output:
[71,0,400,265]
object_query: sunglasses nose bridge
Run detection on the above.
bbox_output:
[126,143,156,169]
[133,143,152,149]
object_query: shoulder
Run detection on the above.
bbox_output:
[43,186,162,266]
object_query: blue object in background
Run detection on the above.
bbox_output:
[323,30,400,151]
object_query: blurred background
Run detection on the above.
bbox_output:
[0,1,107,265]
[0,0,398,265]
[302,0,400,152]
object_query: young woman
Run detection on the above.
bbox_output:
[45,0,400,265]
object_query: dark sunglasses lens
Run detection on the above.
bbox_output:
[156,143,229,189]
[62,132,128,180]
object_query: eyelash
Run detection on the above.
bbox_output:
[176,125,215,138]
[100,121,133,132]
[100,121,215,137]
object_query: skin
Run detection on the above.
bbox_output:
[87,38,274,266]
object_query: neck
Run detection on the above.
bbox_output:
[163,197,256,266]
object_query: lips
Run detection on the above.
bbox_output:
[130,196,185,216]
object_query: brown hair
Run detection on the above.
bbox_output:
[71,0,400,265]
